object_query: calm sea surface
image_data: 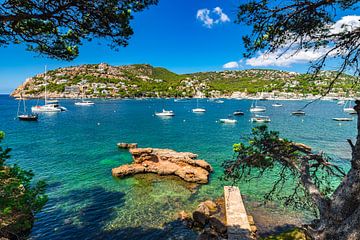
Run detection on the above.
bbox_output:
[0,95,355,239]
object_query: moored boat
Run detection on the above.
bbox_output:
[233,110,244,116]
[155,109,175,117]
[251,115,271,123]
[272,103,283,107]
[332,117,353,121]
[219,118,237,124]
[292,110,305,116]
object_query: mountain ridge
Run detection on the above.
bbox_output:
[11,63,359,99]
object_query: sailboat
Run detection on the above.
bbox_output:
[31,66,67,113]
[17,95,38,121]
[192,98,206,113]
[75,88,94,106]
[251,115,271,123]
[250,99,266,112]
[343,100,356,114]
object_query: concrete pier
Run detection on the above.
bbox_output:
[224,186,252,240]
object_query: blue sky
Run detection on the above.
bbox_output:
[0,0,359,93]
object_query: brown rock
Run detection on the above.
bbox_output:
[112,148,212,183]
[193,210,208,226]
[209,216,227,234]
[203,200,218,215]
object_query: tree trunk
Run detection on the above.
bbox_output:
[312,100,360,239]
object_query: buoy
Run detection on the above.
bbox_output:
[183,119,186,122]
[97,122,100,125]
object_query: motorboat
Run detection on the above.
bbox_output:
[292,110,305,116]
[219,118,237,124]
[272,103,283,107]
[337,100,345,105]
[332,117,353,121]
[233,110,244,116]
[251,115,271,123]
[215,100,224,104]
[75,100,95,106]
[155,109,175,117]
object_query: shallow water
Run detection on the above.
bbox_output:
[0,96,355,239]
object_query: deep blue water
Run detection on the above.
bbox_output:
[0,95,355,239]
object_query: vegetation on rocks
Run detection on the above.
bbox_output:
[0,132,47,240]
[12,63,360,99]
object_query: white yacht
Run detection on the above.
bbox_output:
[337,100,345,105]
[343,101,356,114]
[75,100,95,106]
[192,99,206,113]
[219,118,237,124]
[31,66,67,113]
[250,100,266,112]
[272,103,283,107]
[155,109,175,117]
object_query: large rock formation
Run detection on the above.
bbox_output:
[112,148,213,183]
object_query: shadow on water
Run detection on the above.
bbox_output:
[31,187,197,240]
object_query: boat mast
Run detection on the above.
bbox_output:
[44,65,47,104]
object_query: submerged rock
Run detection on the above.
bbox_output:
[112,148,213,183]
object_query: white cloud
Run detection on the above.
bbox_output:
[196,7,230,28]
[196,9,213,28]
[244,15,360,67]
[331,15,360,34]
[223,61,240,69]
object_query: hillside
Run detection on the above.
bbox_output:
[11,63,359,99]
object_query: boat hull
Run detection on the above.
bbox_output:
[18,115,38,121]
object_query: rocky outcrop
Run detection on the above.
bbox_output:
[112,148,213,184]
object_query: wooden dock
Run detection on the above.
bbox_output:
[224,186,252,240]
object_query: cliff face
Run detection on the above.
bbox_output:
[11,63,359,99]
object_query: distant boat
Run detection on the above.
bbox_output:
[192,99,206,113]
[17,96,38,121]
[219,118,237,124]
[337,100,345,105]
[332,117,353,121]
[215,100,224,104]
[31,66,67,113]
[75,100,95,106]
[75,88,94,106]
[343,101,356,114]
[272,103,283,107]
[233,110,244,116]
[155,109,175,117]
[250,100,266,112]
[292,110,305,116]
[251,115,271,123]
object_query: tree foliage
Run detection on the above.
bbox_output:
[237,0,360,92]
[0,0,158,60]
[0,131,47,239]
[222,126,345,214]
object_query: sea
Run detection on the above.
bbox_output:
[0,95,355,239]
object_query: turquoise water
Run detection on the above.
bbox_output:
[0,95,355,239]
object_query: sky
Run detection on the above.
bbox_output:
[0,0,359,93]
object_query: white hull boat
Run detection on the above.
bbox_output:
[155,109,175,117]
[192,108,206,113]
[75,100,95,106]
[332,117,353,121]
[219,119,237,124]
[272,103,283,107]
[343,101,356,114]
[32,104,62,112]
[250,107,266,112]
[251,115,271,123]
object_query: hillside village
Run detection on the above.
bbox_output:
[11,63,360,99]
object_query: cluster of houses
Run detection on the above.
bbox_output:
[11,63,360,99]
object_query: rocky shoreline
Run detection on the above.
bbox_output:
[112,147,213,184]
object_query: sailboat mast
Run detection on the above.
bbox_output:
[44,65,47,104]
